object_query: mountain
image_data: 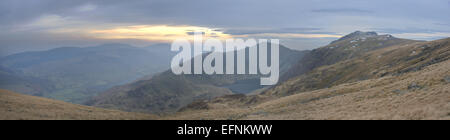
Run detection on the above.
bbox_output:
[144,43,177,56]
[0,43,174,104]
[330,31,378,44]
[264,34,443,97]
[280,31,417,83]
[0,66,51,96]
[0,89,157,120]
[165,34,450,120]
[87,45,308,114]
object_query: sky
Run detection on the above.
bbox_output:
[0,0,449,56]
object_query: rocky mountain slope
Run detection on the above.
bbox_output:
[267,35,444,97]
[281,31,416,82]
[166,34,450,120]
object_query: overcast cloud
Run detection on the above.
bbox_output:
[0,0,449,56]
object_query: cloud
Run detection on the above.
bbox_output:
[372,27,450,34]
[371,27,450,40]
[435,23,450,26]
[222,28,328,35]
[312,8,373,14]
[186,31,205,36]
[88,25,231,42]
[393,32,450,40]
[0,0,449,54]
[241,33,341,39]
[77,4,97,12]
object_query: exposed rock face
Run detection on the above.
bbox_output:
[331,31,379,44]
[444,76,450,83]
[408,82,422,90]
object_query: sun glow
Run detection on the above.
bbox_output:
[89,25,232,42]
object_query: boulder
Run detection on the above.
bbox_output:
[408,82,422,90]
[444,76,450,83]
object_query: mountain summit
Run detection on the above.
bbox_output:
[331,31,380,44]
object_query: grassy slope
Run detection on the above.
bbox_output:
[88,71,234,114]
[166,59,450,120]
[0,89,157,120]
[264,38,445,97]
[180,60,448,120]
[165,38,450,120]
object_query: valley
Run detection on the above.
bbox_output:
[87,45,307,114]
[0,43,175,104]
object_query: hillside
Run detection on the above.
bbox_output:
[281,31,417,82]
[168,59,450,120]
[266,35,445,97]
[0,89,157,120]
[88,45,308,114]
[166,36,450,120]
[0,43,174,104]
[0,66,51,96]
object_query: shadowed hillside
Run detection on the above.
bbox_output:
[0,66,52,96]
[88,45,308,114]
[281,31,417,82]
[0,44,175,104]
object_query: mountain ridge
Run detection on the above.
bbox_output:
[87,45,308,114]
[280,31,417,82]
[0,43,175,104]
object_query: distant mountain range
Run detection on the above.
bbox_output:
[0,43,175,103]
[87,45,308,114]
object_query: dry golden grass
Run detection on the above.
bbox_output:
[165,38,450,120]
[166,60,449,120]
[0,89,158,120]
[264,38,449,97]
[248,60,450,120]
